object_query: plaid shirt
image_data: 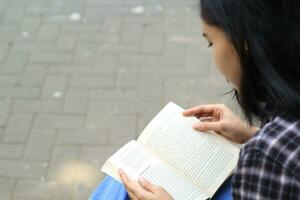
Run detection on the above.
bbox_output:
[232,114,300,199]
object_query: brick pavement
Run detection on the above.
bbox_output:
[0,0,239,199]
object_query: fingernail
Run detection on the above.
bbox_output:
[119,169,124,175]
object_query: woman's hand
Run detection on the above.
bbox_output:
[119,169,173,200]
[182,104,259,144]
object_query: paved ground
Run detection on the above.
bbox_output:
[0,0,238,199]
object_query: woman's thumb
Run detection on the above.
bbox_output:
[138,177,158,193]
[193,121,221,132]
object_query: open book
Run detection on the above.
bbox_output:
[102,102,240,200]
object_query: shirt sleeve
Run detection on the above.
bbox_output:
[232,150,300,200]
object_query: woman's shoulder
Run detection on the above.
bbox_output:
[240,115,300,174]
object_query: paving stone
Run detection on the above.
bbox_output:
[85,113,111,130]
[139,75,163,101]
[163,43,186,66]
[42,76,67,99]
[13,99,63,113]
[3,7,24,24]
[113,100,137,115]
[93,100,113,111]
[137,100,162,115]
[0,86,41,99]
[139,64,190,76]
[55,33,77,52]
[0,160,47,178]
[69,75,114,88]
[0,127,3,140]
[98,32,120,44]
[21,64,47,86]
[62,89,89,114]
[14,179,73,200]
[0,98,11,126]
[108,115,137,145]
[100,15,121,32]
[84,103,112,130]
[163,89,194,107]
[47,146,81,180]
[100,41,140,53]
[73,146,119,198]
[30,52,73,64]
[78,32,103,43]
[61,24,100,33]
[25,1,50,15]
[91,88,138,101]
[94,54,118,75]
[74,43,98,64]
[24,129,56,161]
[0,24,19,43]
[56,129,108,145]
[35,114,84,129]
[3,51,29,74]
[48,64,94,75]
[21,16,42,34]
[0,44,10,64]
[12,42,54,52]
[141,30,164,53]
[3,113,34,142]
[0,144,24,159]
[119,53,163,65]
[121,18,142,43]
[0,75,19,86]
[81,146,118,169]
[0,178,15,200]
[115,65,138,88]
[164,76,202,90]
[37,25,60,42]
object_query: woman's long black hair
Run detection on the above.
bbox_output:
[200,0,300,125]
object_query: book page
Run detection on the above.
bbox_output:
[137,102,239,197]
[102,140,210,200]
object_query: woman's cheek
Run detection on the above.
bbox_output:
[212,47,230,79]
[212,44,241,89]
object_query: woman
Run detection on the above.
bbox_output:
[119,0,300,199]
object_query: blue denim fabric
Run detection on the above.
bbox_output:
[89,176,232,200]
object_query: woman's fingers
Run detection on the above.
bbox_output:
[198,116,212,122]
[119,169,139,196]
[119,169,153,199]
[182,104,222,117]
[138,177,158,193]
[193,121,222,133]
[194,113,213,119]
